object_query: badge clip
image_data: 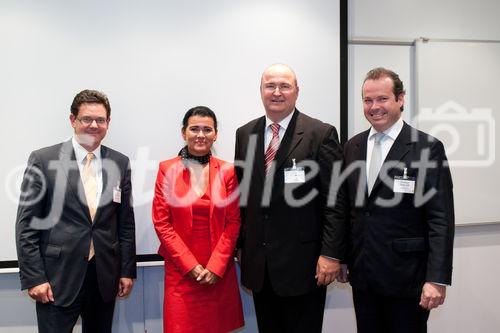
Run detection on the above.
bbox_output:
[113,181,122,203]
[284,158,305,184]
[393,168,415,194]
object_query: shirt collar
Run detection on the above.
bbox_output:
[265,109,295,131]
[368,117,404,141]
[72,136,101,164]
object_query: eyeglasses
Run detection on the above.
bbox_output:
[263,83,294,93]
[77,116,109,126]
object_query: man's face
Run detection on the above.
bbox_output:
[70,103,109,151]
[260,65,299,122]
[362,77,404,132]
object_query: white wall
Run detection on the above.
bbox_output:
[348,0,500,332]
[348,44,414,137]
[1,1,500,332]
[0,0,341,262]
[349,0,500,41]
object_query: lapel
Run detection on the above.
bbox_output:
[174,158,194,228]
[208,158,220,225]
[267,110,305,203]
[93,145,111,223]
[352,130,369,161]
[59,140,93,223]
[350,130,370,202]
[251,116,267,181]
[273,109,304,173]
[369,122,414,199]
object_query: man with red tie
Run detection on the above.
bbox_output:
[234,64,345,333]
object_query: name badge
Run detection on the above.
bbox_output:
[113,181,122,203]
[393,168,415,194]
[284,159,305,184]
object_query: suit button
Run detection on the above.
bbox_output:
[364,211,370,217]
[262,242,267,246]
[263,214,269,220]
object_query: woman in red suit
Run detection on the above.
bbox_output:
[152,106,244,333]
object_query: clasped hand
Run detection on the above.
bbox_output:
[420,282,446,310]
[188,264,219,285]
[315,256,341,286]
[28,282,54,303]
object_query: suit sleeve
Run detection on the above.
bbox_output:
[234,127,245,250]
[15,152,49,290]
[117,159,137,278]
[206,165,241,278]
[318,126,348,260]
[329,145,352,264]
[424,140,455,285]
[152,164,199,275]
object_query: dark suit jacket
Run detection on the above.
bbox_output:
[234,110,344,296]
[16,140,136,307]
[334,122,454,298]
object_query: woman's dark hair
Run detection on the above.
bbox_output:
[182,106,218,131]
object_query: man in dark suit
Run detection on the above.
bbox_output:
[334,68,454,333]
[16,90,136,333]
[234,64,345,333]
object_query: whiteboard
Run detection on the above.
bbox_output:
[348,43,414,138]
[415,40,500,225]
[0,0,342,263]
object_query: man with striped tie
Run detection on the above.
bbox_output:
[16,90,136,333]
[234,64,345,333]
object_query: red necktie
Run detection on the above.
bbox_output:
[265,123,280,175]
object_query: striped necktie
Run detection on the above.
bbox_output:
[264,123,280,175]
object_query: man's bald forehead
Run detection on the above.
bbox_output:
[261,63,298,85]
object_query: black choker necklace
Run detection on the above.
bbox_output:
[178,146,211,165]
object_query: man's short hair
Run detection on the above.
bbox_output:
[364,67,405,111]
[70,90,111,118]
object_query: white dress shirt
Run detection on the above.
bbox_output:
[264,110,295,150]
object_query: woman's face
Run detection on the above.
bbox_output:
[182,115,217,156]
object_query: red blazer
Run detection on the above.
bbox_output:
[152,156,241,278]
